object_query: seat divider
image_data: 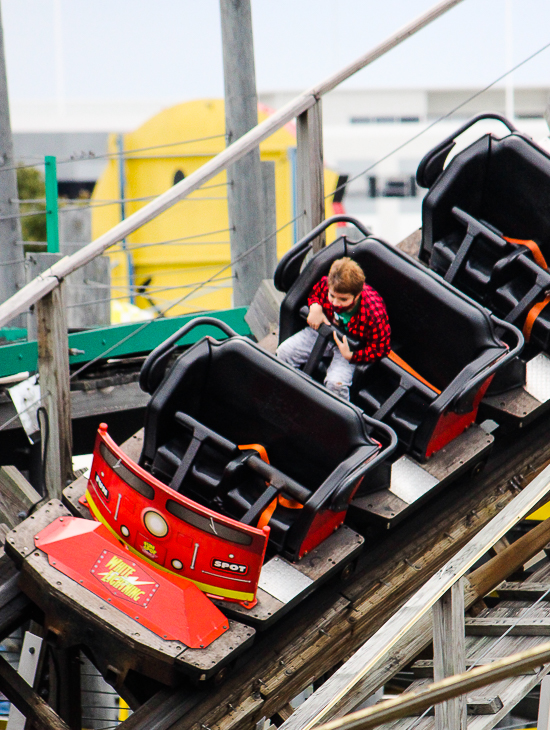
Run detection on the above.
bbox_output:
[444,228,476,284]
[504,280,548,327]
[373,382,409,423]
[169,435,203,493]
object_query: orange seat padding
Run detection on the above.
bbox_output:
[388,350,441,395]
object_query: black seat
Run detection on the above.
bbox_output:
[276,218,520,462]
[418,114,550,353]
[139,331,391,560]
[419,115,550,264]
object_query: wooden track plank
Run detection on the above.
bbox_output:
[0,466,42,528]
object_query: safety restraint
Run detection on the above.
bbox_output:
[238,444,303,530]
[503,237,550,342]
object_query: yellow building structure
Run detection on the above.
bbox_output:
[91,99,341,318]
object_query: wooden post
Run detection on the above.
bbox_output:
[220,0,266,306]
[36,284,73,499]
[433,577,467,730]
[297,101,325,252]
[538,675,550,730]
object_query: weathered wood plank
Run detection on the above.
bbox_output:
[36,283,73,498]
[297,101,325,251]
[465,616,550,635]
[0,466,42,528]
[0,651,70,730]
[279,462,550,730]
[393,679,503,716]
[497,581,550,601]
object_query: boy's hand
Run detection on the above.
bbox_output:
[333,331,353,361]
[307,303,330,330]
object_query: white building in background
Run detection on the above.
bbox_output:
[10,87,550,244]
[262,87,550,243]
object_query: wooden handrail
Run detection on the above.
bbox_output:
[0,0,465,328]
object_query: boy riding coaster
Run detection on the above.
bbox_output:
[276,257,391,399]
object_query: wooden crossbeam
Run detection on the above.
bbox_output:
[497,581,550,600]
[465,617,550,635]
[0,652,70,730]
[314,641,550,730]
[279,462,550,730]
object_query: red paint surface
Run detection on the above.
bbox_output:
[425,375,494,459]
[35,516,228,648]
[87,426,268,604]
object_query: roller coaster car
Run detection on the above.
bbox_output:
[417,113,550,423]
[275,215,522,526]
[84,318,395,627]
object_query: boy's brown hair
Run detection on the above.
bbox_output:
[327,257,365,296]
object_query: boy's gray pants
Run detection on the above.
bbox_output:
[276,326,355,400]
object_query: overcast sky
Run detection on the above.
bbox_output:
[1,0,550,103]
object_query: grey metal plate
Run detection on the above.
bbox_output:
[389,456,439,505]
[525,353,550,404]
[258,557,314,604]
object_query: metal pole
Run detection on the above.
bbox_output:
[117,134,135,304]
[44,156,60,254]
[220,0,266,306]
[0,0,467,329]
[0,0,25,324]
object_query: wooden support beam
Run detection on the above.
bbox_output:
[279,463,550,730]
[0,466,41,528]
[0,652,70,730]
[314,640,550,730]
[466,512,550,602]
[297,101,325,252]
[0,573,34,642]
[220,0,266,307]
[7,631,43,730]
[538,674,550,730]
[433,578,466,729]
[36,283,73,499]
[465,617,550,635]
